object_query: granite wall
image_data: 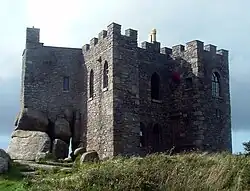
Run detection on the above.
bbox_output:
[21,27,86,151]
[19,23,231,160]
[82,24,115,159]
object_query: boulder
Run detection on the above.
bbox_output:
[15,108,49,132]
[0,149,11,163]
[0,149,11,174]
[0,157,9,174]
[7,130,51,161]
[52,139,69,159]
[73,147,85,157]
[80,151,99,163]
[54,118,71,142]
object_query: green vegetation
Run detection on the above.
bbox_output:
[1,153,250,190]
[0,163,28,191]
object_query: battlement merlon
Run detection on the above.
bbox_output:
[172,44,185,56]
[98,30,107,40]
[125,28,138,42]
[141,41,161,53]
[82,44,90,52]
[204,44,217,54]
[90,37,98,48]
[107,22,121,37]
[216,49,229,59]
[160,47,172,55]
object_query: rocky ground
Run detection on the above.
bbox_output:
[0,146,99,177]
[0,147,100,191]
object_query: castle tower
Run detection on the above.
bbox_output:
[82,23,141,158]
[82,23,119,159]
[170,41,231,152]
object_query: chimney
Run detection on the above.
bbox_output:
[149,29,157,43]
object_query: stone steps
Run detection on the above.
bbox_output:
[14,160,73,177]
[20,171,39,177]
[37,160,73,167]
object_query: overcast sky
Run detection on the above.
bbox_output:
[0,0,250,153]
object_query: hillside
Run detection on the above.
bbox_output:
[1,152,250,191]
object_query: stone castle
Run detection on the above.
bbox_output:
[7,22,232,160]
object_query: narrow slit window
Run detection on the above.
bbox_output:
[63,76,69,91]
[185,77,192,89]
[216,109,221,118]
[103,61,108,89]
[89,70,94,98]
[151,72,160,100]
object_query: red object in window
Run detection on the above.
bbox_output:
[172,71,180,82]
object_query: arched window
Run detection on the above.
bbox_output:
[89,70,94,98]
[140,123,146,148]
[103,61,108,89]
[212,72,220,97]
[151,72,160,100]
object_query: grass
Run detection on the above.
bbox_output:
[1,152,250,190]
[0,163,28,191]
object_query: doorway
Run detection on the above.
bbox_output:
[151,124,161,153]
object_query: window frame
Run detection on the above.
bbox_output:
[103,61,109,90]
[63,76,70,92]
[215,108,221,119]
[89,70,94,99]
[151,72,160,101]
[185,77,193,89]
[212,72,221,98]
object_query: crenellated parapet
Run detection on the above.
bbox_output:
[81,22,228,66]
[82,22,138,54]
[170,40,228,63]
[203,44,229,66]
[204,44,228,58]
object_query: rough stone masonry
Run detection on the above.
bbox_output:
[7,22,232,160]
